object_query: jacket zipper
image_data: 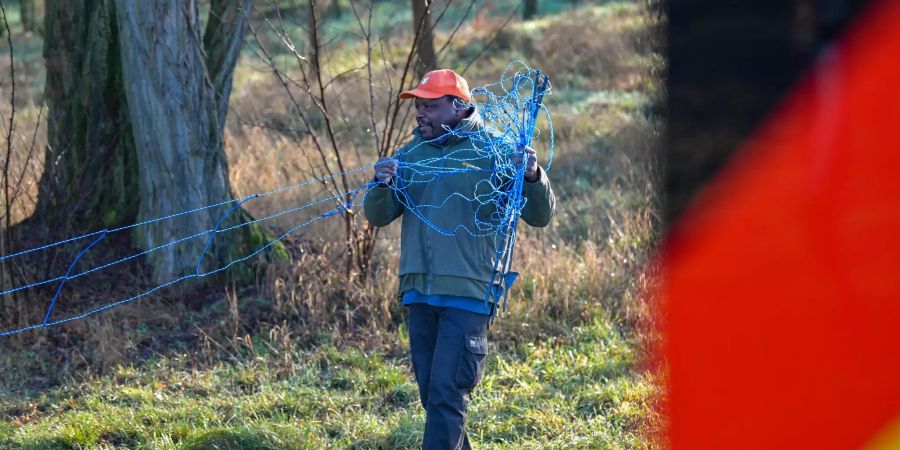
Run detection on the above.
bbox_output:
[425,143,444,295]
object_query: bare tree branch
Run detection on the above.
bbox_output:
[9,99,44,213]
[381,2,430,155]
[462,0,522,75]
[204,0,256,136]
[1,0,16,245]
[246,14,343,201]
[436,0,478,64]
[348,0,381,154]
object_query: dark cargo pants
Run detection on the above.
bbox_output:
[407,304,490,450]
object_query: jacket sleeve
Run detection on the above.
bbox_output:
[520,165,556,227]
[364,183,405,226]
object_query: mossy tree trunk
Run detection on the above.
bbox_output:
[411,0,436,78]
[36,0,138,236]
[33,0,267,287]
[11,0,136,334]
[114,0,265,284]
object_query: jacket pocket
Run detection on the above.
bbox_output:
[455,333,488,390]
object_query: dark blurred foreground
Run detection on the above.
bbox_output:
[666,0,871,224]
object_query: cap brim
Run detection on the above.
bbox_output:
[399,88,446,100]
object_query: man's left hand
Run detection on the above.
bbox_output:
[514,146,539,182]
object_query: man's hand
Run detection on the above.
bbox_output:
[514,146,539,182]
[374,157,398,184]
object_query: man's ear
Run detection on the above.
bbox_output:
[454,102,473,121]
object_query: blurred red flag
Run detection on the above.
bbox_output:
[662,1,900,448]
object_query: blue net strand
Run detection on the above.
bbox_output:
[42,230,109,325]
[383,61,553,311]
[0,61,552,338]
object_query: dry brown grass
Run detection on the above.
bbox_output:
[0,102,45,225]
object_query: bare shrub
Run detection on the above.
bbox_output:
[531,6,650,91]
[259,239,399,347]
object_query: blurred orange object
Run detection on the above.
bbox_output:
[662,1,900,449]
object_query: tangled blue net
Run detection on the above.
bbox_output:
[0,61,552,338]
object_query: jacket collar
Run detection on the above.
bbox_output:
[412,113,484,147]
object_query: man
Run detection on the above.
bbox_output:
[364,69,555,449]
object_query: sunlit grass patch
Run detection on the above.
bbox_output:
[3,309,657,449]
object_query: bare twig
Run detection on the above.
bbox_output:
[348,0,381,154]
[380,0,431,154]
[431,0,455,27]
[436,0,478,64]
[321,64,365,91]
[9,99,44,212]
[250,0,469,278]
[254,0,382,278]
[303,0,357,277]
[1,0,15,241]
[0,0,20,340]
[305,0,351,194]
[245,15,343,201]
[462,0,523,75]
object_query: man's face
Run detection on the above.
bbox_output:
[415,96,466,140]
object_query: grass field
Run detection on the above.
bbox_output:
[1,313,660,449]
[1,1,664,448]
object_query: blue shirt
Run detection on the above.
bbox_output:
[402,289,494,316]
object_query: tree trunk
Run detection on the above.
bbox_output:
[328,0,342,19]
[307,0,320,82]
[411,0,436,78]
[523,0,538,20]
[10,0,136,335]
[203,0,253,137]
[114,0,262,284]
[19,0,35,32]
[36,0,138,236]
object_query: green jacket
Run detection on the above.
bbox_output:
[364,128,556,302]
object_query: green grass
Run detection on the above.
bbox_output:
[1,313,657,449]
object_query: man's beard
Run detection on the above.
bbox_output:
[418,120,436,138]
[419,118,461,139]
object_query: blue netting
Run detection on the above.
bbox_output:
[0,61,552,338]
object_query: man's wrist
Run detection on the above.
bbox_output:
[524,166,541,183]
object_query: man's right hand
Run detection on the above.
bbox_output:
[374,157,398,184]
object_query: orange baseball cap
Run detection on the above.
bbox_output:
[399,69,472,103]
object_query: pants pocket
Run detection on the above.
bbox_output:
[455,333,488,390]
